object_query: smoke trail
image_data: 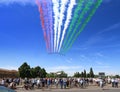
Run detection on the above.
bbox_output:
[42,0,54,53]
[63,0,103,53]
[52,0,60,52]
[56,0,68,52]
[36,0,49,51]
[48,0,53,53]
[62,0,94,52]
[46,0,51,53]
[42,0,51,52]
[60,0,85,52]
[58,0,76,52]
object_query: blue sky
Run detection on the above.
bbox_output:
[0,0,120,76]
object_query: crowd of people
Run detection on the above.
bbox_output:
[111,78,119,88]
[22,78,90,90]
[0,78,20,89]
[0,77,119,90]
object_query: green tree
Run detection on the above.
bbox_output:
[46,73,56,78]
[18,62,31,78]
[81,72,84,77]
[87,73,90,78]
[18,62,47,78]
[40,68,47,78]
[115,75,120,78]
[83,70,87,78]
[74,72,80,77]
[89,67,94,78]
[30,68,36,78]
[57,71,67,78]
[34,66,41,77]
[30,66,42,78]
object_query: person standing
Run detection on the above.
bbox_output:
[63,78,67,89]
[55,78,59,88]
[47,78,51,89]
[1,79,5,86]
[60,78,63,89]
[99,79,103,88]
[111,78,115,87]
[115,78,118,88]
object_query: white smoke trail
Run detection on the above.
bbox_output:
[56,0,68,52]
[58,0,76,52]
[52,0,60,52]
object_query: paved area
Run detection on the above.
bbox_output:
[15,85,120,92]
[15,88,120,92]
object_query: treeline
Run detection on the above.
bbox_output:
[18,62,95,78]
[18,62,120,78]
[18,62,47,78]
[73,68,94,78]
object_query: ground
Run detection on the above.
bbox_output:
[15,84,120,92]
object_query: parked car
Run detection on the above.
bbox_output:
[0,86,16,92]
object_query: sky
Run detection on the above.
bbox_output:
[0,0,120,76]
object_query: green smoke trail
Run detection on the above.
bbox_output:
[61,0,94,52]
[62,0,103,53]
[59,0,84,52]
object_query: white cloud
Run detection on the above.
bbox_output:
[96,52,104,57]
[79,55,88,62]
[66,60,72,63]
[83,35,103,47]
[95,61,103,65]
[72,47,88,51]
[66,58,73,63]
[80,22,120,48]
[99,23,120,34]
[48,65,83,70]
[0,0,36,5]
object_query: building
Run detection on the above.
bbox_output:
[99,72,105,78]
[0,68,18,78]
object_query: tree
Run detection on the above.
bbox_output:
[74,72,81,78]
[83,70,87,78]
[57,71,67,78]
[18,62,31,78]
[18,62,47,78]
[40,68,47,78]
[87,73,90,78]
[46,73,56,78]
[30,66,41,78]
[61,71,67,78]
[34,66,41,77]
[115,75,120,78]
[89,67,94,78]
[81,72,84,77]
[30,68,36,78]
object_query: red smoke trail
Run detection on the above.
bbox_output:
[43,0,51,53]
[36,0,49,51]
